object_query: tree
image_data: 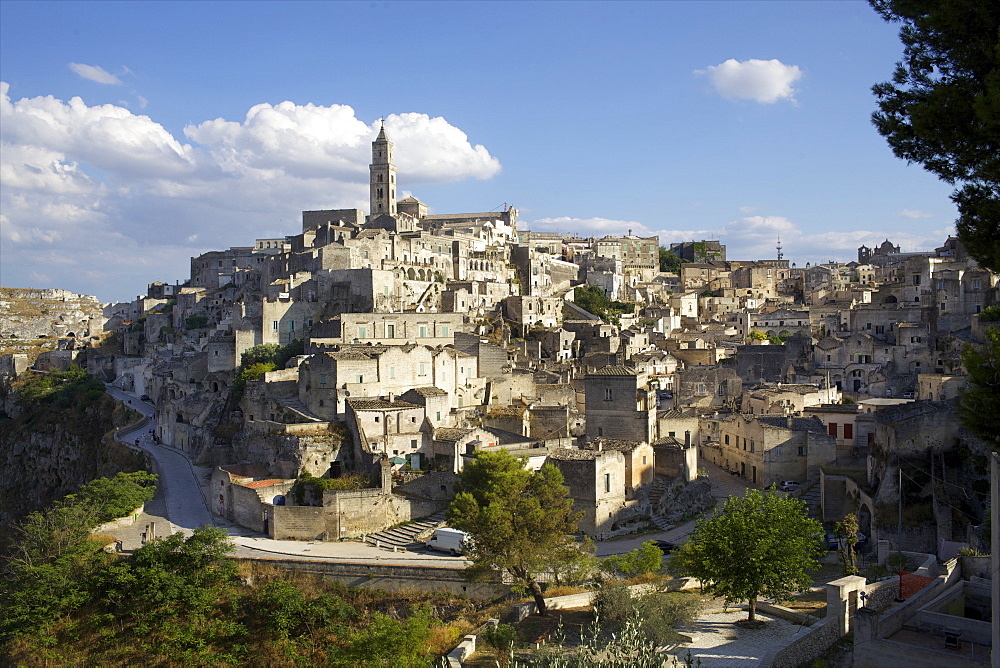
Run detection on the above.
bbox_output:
[870,0,1000,271]
[670,488,825,623]
[659,247,683,274]
[447,450,585,615]
[958,327,1000,447]
[834,513,861,576]
[600,540,663,578]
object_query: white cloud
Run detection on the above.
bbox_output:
[897,209,932,219]
[68,63,123,85]
[697,58,802,103]
[0,82,503,301]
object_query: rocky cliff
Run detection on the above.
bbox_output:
[0,367,148,547]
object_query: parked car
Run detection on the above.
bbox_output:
[826,532,867,550]
[425,528,469,556]
[652,540,676,555]
[140,394,151,402]
[779,480,800,492]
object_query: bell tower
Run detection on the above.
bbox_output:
[369,122,396,216]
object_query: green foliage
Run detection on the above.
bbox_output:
[591,584,704,652]
[331,606,436,667]
[482,622,518,660]
[834,513,861,576]
[15,364,106,410]
[958,327,1000,447]
[748,331,767,341]
[870,0,1000,271]
[659,247,683,273]
[184,313,210,329]
[600,540,663,577]
[293,471,370,505]
[768,333,791,345]
[447,449,585,615]
[74,471,157,524]
[241,339,304,370]
[980,305,1000,322]
[572,285,635,323]
[1,471,158,638]
[670,488,825,622]
[232,361,277,400]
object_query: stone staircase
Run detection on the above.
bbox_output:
[799,482,822,519]
[648,477,673,530]
[278,397,324,422]
[364,511,447,551]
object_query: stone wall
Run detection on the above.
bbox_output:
[324,487,447,540]
[234,556,508,600]
[766,616,840,668]
[271,505,327,540]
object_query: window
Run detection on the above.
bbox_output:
[390,366,395,379]
[374,416,380,423]
[940,302,946,311]
[419,363,426,376]
[604,473,611,493]
[441,325,449,337]
[724,435,730,445]
[358,326,367,338]
[356,375,363,383]
[419,325,428,338]
[436,411,441,421]
[605,388,613,401]
[273,320,278,331]
[598,427,603,437]
[320,374,327,385]
[844,423,853,439]
[387,324,395,338]
[912,275,921,285]
[411,439,417,448]
[798,446,805,456]
[828,422,837,437]
[973,279,981,289]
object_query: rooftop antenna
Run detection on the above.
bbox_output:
[776,236,783,261]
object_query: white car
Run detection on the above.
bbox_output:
[779,480,800,492]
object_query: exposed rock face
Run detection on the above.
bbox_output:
[656,477,714,523]
[0,287,106,342]
[0,390,147,546]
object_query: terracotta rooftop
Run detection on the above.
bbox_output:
[239,479,287,489]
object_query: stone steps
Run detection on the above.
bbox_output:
[364,511,447,550]
[278,397,324,422]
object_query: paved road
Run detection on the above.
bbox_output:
[104,387,753,564]
[104,386,466,566]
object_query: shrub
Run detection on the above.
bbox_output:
[184,314,209,329]
[600,540,663,577]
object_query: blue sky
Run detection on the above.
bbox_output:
[1,1,958,303]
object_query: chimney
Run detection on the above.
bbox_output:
[684,431,691,448]
[387,392,394,403]
[596,441,603,451]
[786,416,794,429]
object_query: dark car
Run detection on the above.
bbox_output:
[826,532,867,550]
[140,394,151,402]
[652,540,676,555]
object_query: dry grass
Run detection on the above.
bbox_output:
[782,588,828,618]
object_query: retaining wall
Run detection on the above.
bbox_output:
[234,557,509,600]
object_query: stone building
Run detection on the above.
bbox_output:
[584,365,655,443]
[547,447,626,540]
[699,413,836,487]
